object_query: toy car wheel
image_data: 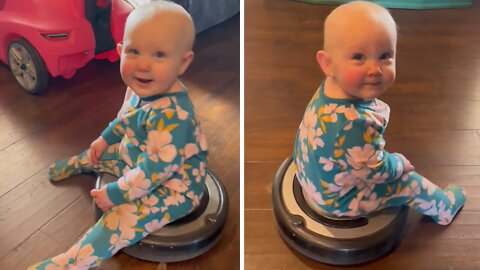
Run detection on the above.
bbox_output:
[8,39,49,94]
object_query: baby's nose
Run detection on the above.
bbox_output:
[367,62,382,76]
[136,58,152,71]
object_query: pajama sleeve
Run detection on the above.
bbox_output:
[100,118,126,145]
[336,117,411,182]
[100,88,138,145]
[105,110,195,205]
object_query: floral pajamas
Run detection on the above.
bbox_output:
[294,81,466,225]
[29,85,208,270]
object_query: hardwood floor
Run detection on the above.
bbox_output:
[0,14,239,270]
[245,1,480,269]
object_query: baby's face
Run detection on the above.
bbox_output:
[118,12,193,97]
[327,19,396,100]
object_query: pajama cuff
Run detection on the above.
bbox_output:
[101,126,120,145]
[106,181,130,205]
[392,153,407,175]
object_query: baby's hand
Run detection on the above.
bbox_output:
[396,153,415,173]
[89,137,108,165]
[91,187,114,212]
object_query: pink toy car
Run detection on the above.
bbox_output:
[0,0,137,94]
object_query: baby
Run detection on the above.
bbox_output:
[29,1,208,269]
[293,1,466,225]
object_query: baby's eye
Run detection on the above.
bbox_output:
[380,52,392,60]
[154,51,166,58]
[352,53,364,60]
[127,49,139,55]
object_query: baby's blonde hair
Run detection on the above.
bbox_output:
[323,1,397,51]
[124,1,195,51]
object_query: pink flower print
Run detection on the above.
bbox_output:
[412,198,436,212]
[330,172,356,196]
[194,126,208,151]
[66,156,80,168]
[163,178,189,193]
[357,171,388,196]
[303,106,317,127]
[192,162,206,183]
[369,99,390,123]
[300,107,324,150]
[145,130,177,163]
[423,202,440,216]
[47,243,98,270]
[436,201,453,225]
[371,171,389,183]
[185,143,199,158]
[152,97,171,109]
[119,140,133,167]
[140,195,160,215]
[359,193,383,213]
[400,181,420,197]
[351,168,372,188]
[397,180,421,198]
[346,144,381,170]
[186,191,201,206]
[109,233,130,254]
[295,158,305,174]
[104,204,139,240]
[145,217,170,234]
[175,103,189,120]
[331,168,371,196]
[421,177,438,196]
[79,154,93,169]
[113,121,127,135]
[395,160,404,179]
[346,195,361,216]
[446,190,456,205]
[152,164,180,184]
[344,105,360,121]
[311,129,324,149]
[118,168,151,200]
[300,140,309,162]
[163,191,186,207]
[318,157,334,171]
[343,121,353,131]
[125,127,139,146]
[323,103,338,114]
[298,177,325,205]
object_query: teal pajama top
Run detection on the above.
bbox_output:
[101,85,208,205]
[293,80,465,224]
[293,80,411,215]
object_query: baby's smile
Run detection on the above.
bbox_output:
[135,77,153,84]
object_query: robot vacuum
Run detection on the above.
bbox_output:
[272,157,408,265]
[94,170,228,262]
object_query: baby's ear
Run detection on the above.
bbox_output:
[316,50,333,77]
[178,51,194,75]
[116,43,123,56]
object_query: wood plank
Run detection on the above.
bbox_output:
[0,231,62,270]
[0,171,95,259]
[0,194,95,270]
[245,210,480,270]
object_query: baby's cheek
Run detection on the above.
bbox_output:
[120,61,134,77]
[341,68,364,88]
